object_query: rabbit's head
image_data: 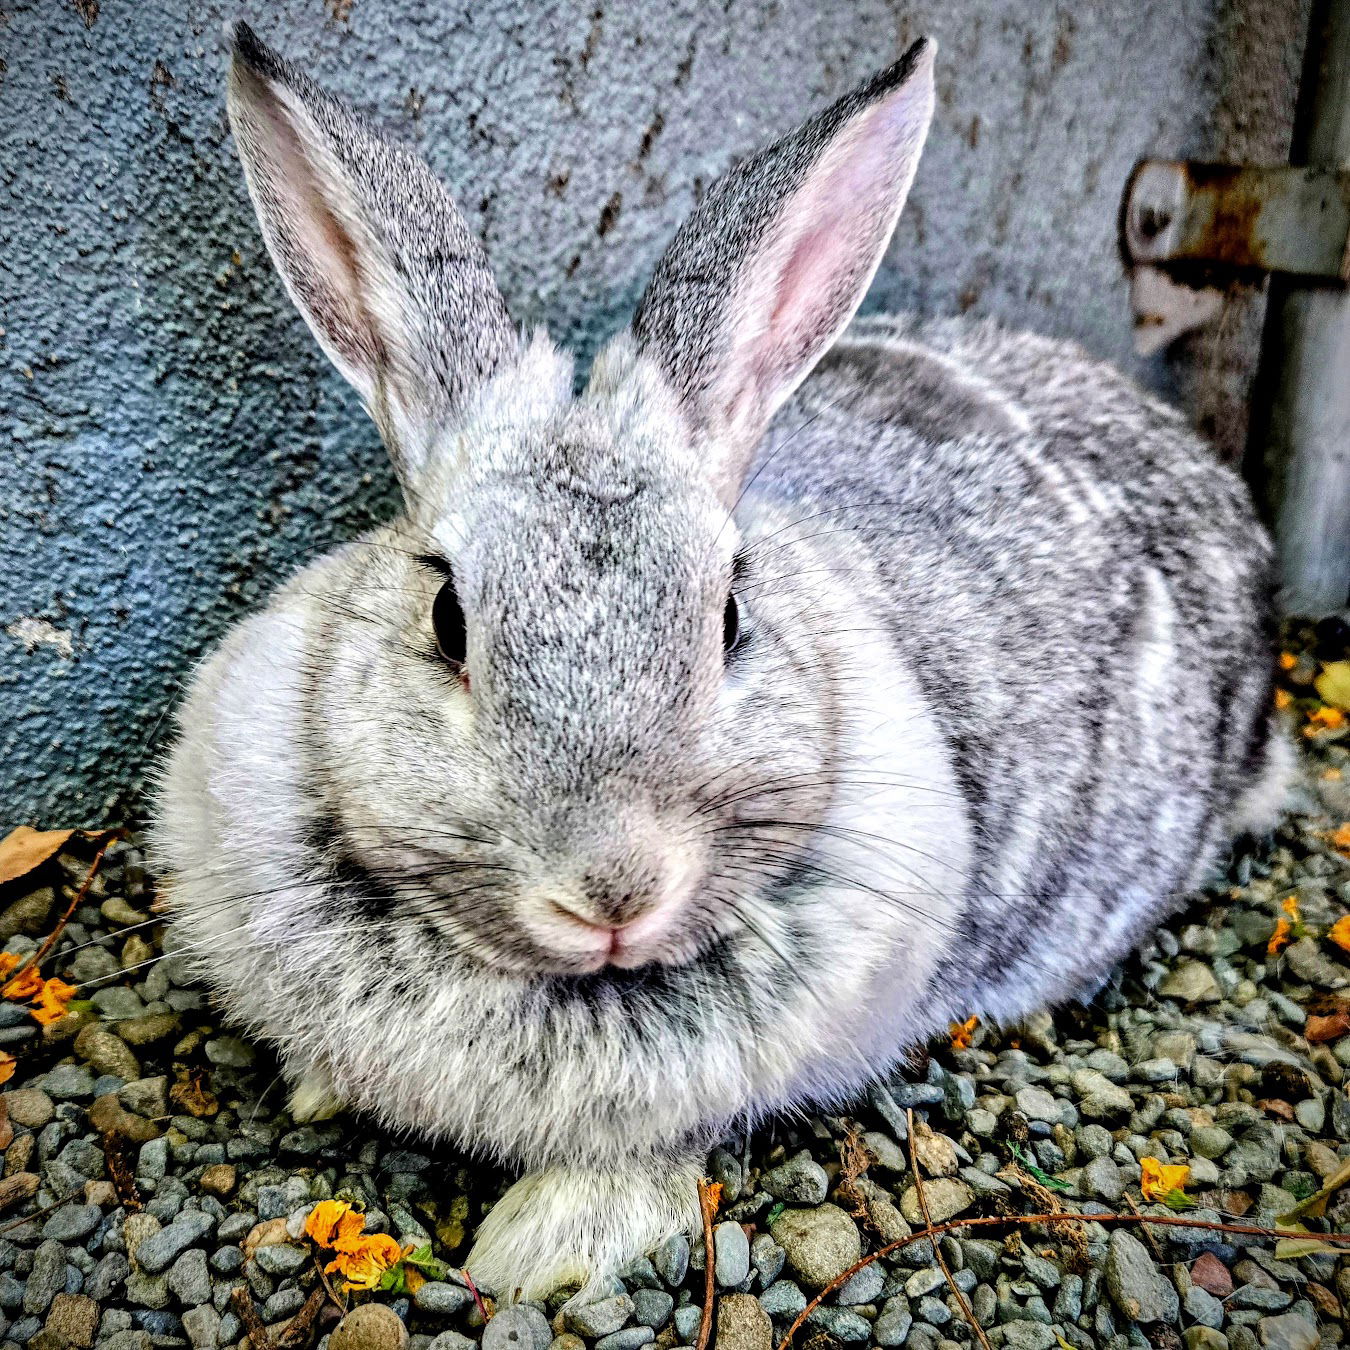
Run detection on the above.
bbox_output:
[225,24,934,981]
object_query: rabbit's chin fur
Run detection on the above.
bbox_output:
[152,557,977,1301]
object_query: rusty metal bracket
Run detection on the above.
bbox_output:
[1123,161,1350,282]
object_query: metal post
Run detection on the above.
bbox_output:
[1254,0,1350,616]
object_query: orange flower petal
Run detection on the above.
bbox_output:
[1140,1157,1190,1202]
[2,968,43,1002]
[1331,824,1350,856]
[1282,895,1302,922]
[1278,652,1297,671]
[1329,916,1350,955]
[1275,688,1293,711]
[30,977,78,1026]
[1268,918,1293,957]
[305,1200,362,1248]
[0,1052,15,1085]
[948,1015,979,1050]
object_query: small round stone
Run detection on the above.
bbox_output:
[481,1304,551,1350]
[330,1303,410,1350]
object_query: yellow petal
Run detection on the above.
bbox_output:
[1140,1157,1190,1202]
[1314,661,1350,712]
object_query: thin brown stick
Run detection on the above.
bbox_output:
[694,1177,719,1350]
[0,1187,83,1236]
[775,1210,1350,1350]
[1125,1192,1166,1266]
[277,1284,327,1349]
[5,834,117,993]
[906,1109,994,1350]
[313,1256,348,1318]
[231,1284,276,1350]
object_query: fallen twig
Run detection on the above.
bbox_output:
[5,834,118,993]
[694,1176,719,1350]
[313,1256,347,1319]
[231,1284,275,1350]
[776,1210,1350,1350]
[277,1284,327,1348]
[906,1109,993,1350]
[0,1187,83,1237]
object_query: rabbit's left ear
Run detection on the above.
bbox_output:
[632,39,935,502]
[226,23,517,487]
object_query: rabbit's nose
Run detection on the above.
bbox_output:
[578,871,661,929]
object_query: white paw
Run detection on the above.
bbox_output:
[288,1067,347,1122]
[466,1158,701,1303]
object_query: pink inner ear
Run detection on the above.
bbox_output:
[729,89,931,433]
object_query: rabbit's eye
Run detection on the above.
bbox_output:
[723,594,741,656]
[432,580,468,667]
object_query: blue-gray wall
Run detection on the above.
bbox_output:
[1,0,1308,825]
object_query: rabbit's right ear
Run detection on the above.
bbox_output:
[631,40,935,504]
[225,23,517,487]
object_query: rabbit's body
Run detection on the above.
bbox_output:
[750,313,1279,1020]
[153,28,1282,1301]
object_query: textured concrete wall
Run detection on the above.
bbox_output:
[1,0,1309,825]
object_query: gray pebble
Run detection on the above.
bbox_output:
[1256,1313,1319,1350]
[564,1294,634,1338]
[182,1302,221,1348]
[714,1220,750,1286]
[1185,1286,1226,1328]
[262,1288,308,1322]
[999,1323,1058,1350]
[41,1204,102,1242]
[835,1260,884,1305]
[915,1294,951,1325]
[167,1249,212,1306]
[749,1233,784,1286]
[100,1333,153,1350]
[593,1331,654,1350]
[23,1241,66,1316]
[771,1202,864,1290]
[758,1281,807,1318]
[652,1234,689,1286]
[90,986,146,1018]
[1015,1086,1060,1122]
[672,1305,703,1341]
[118,1077,169,1119]
[1104,1230,1179,1323]
[204,1036,255,1067]
[761,1153,829,1205]
[42,1065,96,1101]
[806,1306,870,1340]
[253,1243,309,1277]
[481,1303,552,1350]
[874,1298,913,1346]
[427,1336,477,1350]
[631,1288,673,1328]
[413,1282,473,1316]
[134,1212,215,1274]
[1082,1156,1125,1201]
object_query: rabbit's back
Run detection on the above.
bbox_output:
[753,314,1276,1022]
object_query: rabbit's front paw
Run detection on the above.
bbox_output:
[466,1157,701,1303]
[287,1066,346,1122]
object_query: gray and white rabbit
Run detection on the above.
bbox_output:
[152,23,1287,1300]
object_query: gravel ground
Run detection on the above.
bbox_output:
[2,621,1350,1350]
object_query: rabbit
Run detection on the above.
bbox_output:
[151,22,1287,1302]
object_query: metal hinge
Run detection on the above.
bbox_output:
[1123,161,1350,282]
